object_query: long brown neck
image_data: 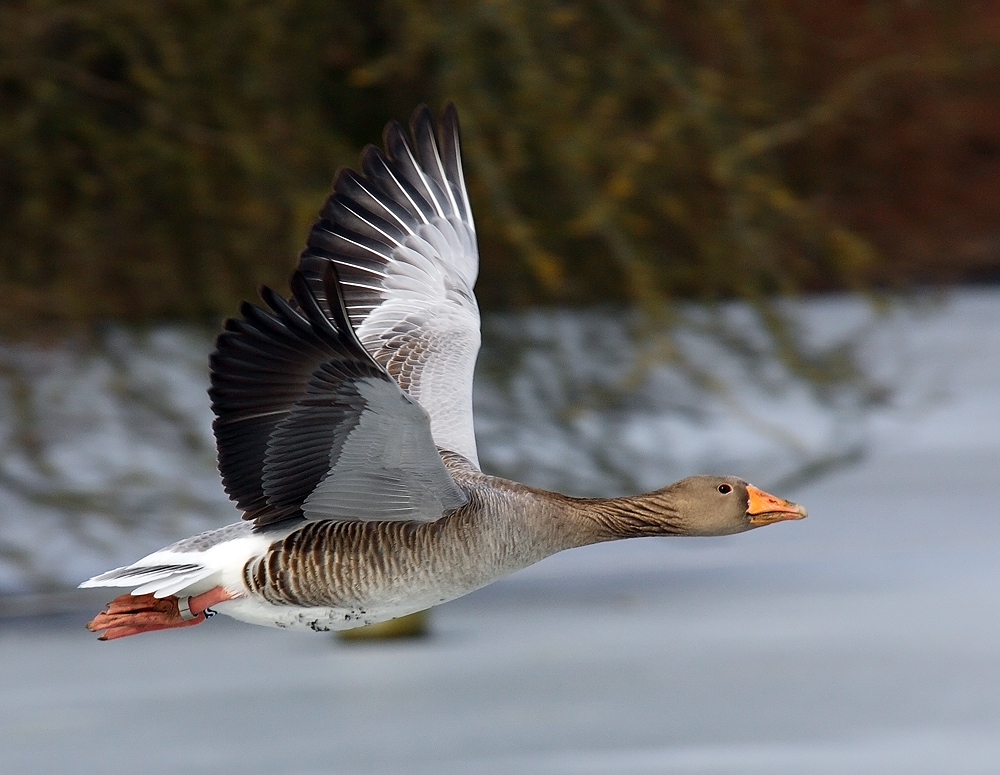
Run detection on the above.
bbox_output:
[551,490,688,545]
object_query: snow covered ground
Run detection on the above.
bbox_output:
[0,288,998,774]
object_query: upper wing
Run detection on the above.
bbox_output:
[209,264,468,529]
[298,103,481,467]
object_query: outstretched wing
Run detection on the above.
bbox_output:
[209,264,468,529]
[298,103,481,467]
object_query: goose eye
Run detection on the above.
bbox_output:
[717,483,732,494]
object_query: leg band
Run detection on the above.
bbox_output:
[177,596,198,621]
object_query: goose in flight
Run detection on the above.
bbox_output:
[81,105,806,640]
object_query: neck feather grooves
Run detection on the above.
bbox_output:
[576,493,686,540]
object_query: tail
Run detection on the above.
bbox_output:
[80,561,215,598]
[82,563,234,640]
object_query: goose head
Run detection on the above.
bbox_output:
[582,475,806,540]
[659,475,807,536]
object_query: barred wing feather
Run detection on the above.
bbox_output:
[298,103,481,467]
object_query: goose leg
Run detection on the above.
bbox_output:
[87,587,233,640]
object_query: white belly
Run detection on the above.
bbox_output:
[216,597,412,631]
[215,586,460,632]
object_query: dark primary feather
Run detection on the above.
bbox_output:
[434,104,474,226]
[210,266,389,526]
[298,103,474,334]
[209,264,467,529]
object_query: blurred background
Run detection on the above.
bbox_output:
[1,2,999,774]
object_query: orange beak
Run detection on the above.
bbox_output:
[746,484,808,526]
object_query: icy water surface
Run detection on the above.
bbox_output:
[1,289,999,774]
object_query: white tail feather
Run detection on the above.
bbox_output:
[79,523,272,600]
[143,569,215,598]
[80,562,213,597]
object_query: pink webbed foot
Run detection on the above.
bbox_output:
[86,587,232,641]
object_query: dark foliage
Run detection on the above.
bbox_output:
[2,1,999,336]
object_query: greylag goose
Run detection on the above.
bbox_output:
[81,105,806,640]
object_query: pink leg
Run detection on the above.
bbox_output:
[187,586,233,615]
[87,587,234,641]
